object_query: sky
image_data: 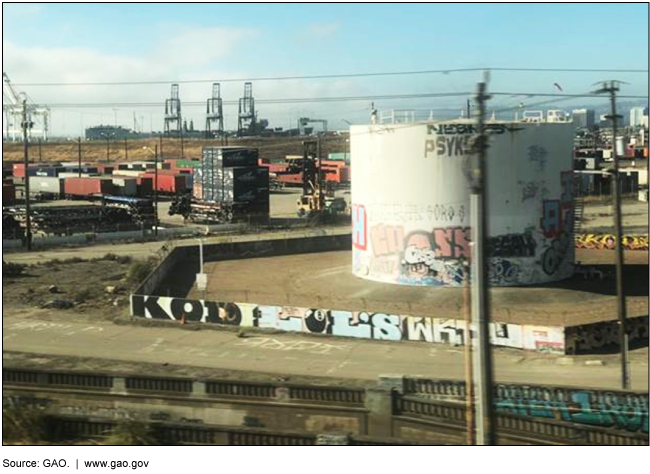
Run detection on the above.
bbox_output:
[3,2,649,136]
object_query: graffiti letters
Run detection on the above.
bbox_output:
[575,234,649,251]
[130,295,572,353]
[487,232,536,258]
[352,204,367,250]
[495,384,649,434]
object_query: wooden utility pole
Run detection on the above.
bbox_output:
[595,80,629,390]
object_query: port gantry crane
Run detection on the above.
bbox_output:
[3,72,50,141]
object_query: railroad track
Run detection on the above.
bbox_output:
[4,366,648,446]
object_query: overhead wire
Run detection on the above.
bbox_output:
[11,67,650,87]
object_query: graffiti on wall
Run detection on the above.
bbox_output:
[486,232,536,258]
[565,316,649,354]
[130,295,565,352]
[495,384,649,433]
[575,234,649,251]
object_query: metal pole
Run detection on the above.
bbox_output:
[38,138,42,162]
[77,137,82,178]
[463,262,475,445]
[180,125,185,160]
[106,136,110,161]
[159,134,163,162]
[596,81,630,389]
[154,144,159,237]
[21,99,32,251]
[125,138,128,160]
[470,79,495,445]
[467,99,471,120]
[198,239,204,274]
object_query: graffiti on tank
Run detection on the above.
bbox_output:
[351,204,367,250]
[371,224,405,257]
[541,231,570,275]
[540,200,562,239]
[575,234,649,251]
[368,202,466,224]
[560,170,574,232]
[130,295,567,352]
[487,232,536,258]
[520,180,540,202]
[487,258,522,285]
[399,228,470,285]
[495,384,649,434]
[565,316,649,354]
[527,144,548,170]
[427,123,509,135]
[424,135,472,158]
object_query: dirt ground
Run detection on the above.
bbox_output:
[2,257,136,317]
[183,249,649,327]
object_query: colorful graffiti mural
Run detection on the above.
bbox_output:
[130,295,566,352]
[575,234,649,251]
[495,384,649,434]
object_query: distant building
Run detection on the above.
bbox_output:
[85,125,141,141]
[630,107,646,128]
[572,109,595,129]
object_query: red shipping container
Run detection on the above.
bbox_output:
[64,177,115,197]
[3,183,16,204]
[12,163,25,178]
[142,173,186,193]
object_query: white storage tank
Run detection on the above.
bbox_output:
[351,120,575,287]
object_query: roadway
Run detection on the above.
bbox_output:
[3,309,647,390]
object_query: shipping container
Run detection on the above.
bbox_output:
[30,176,65,198]
[135,176,154,197]
[202,147,259,168]
[58,172,98,179]
[3,183,16,205]
[112,177,138,196]
[203,167,268,203]
[64,177,115,197]
[141,173,186,194]
[112,169,144,178]
[327,152,350,162]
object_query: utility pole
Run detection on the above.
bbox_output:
[159,134,164,162]
[595,80,629,390]
[154,144,159,237]
[467,99,471,120]
[38,138,42,161]
[21,99,33,251]
[463,261,475,445]
[77,137,82,178]
[124,138,128,160]
[470,77,495,445]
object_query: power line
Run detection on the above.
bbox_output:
[39,90,649,109]
[11,67,650,87]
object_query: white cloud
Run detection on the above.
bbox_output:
[307,22,340,37]
[3,3,45,16]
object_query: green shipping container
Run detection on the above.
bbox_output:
[328,152,350,162]
[176,159,201,169]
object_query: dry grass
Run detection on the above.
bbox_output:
[2,136,348,164]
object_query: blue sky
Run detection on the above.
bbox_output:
[3,3,648,135]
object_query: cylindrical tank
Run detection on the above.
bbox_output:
[351,120,575,287]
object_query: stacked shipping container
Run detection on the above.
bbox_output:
[196,147,269,217]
